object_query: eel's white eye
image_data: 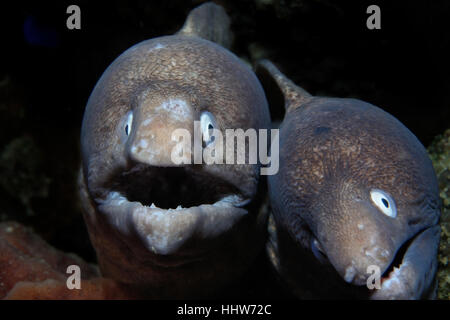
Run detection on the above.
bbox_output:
[124,111,133,136]
[370,189,397,218]
[200,111,216,147]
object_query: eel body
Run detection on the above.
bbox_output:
[258,60,441,299]
[79,3,271,298]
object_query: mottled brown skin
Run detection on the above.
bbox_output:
[259,60,441,299]
[82,36,268,199]
[80,3,270,298]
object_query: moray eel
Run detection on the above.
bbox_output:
[257,60,441,299]
[79,3,270,298]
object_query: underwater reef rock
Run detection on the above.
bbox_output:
[0,221,133,299]
[428,128,450,300]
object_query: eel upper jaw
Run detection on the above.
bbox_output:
[93,165,250,263]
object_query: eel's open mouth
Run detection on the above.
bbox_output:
[94,164,250,258]
[112,165,242,209]
[369,225,440,299]
[308,223,440,299]
[378,232,418,286]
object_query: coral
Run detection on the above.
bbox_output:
[0,221,133,299]
[428,128,450,300]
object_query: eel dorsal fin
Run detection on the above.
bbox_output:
[177,2,233,49]
[256,59,312,113]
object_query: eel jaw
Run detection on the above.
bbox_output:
[94,165,249,260]
[307,224,440,299]
[369,225,440,299]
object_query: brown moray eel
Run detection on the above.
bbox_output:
[257,60,441,299]
[79,3,270,298]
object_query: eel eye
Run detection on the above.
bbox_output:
[124,111,133,136]
[370,189,397,218]
[200,111,216,147]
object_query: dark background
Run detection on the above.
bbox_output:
[0,0,449,298]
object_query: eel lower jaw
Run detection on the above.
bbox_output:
[90,164,252,262]
[95,190,249,263]
[369,225,440,299]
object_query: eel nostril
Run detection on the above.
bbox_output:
[311,238,328,264]
[408,217,422,226]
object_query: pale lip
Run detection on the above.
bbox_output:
[96,190,248,259]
